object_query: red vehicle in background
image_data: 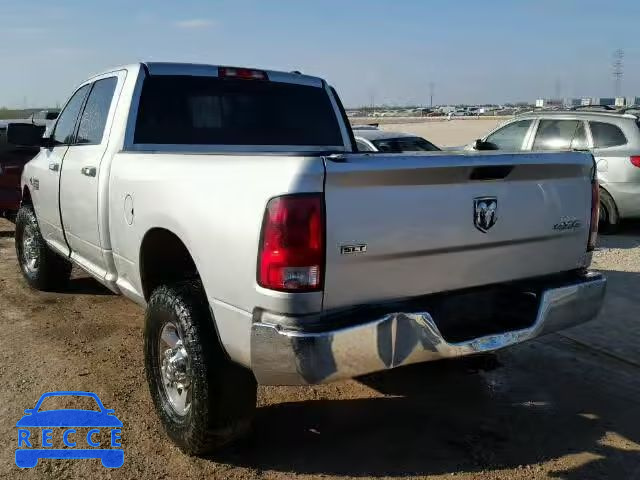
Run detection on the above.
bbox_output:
[0,121,43,218]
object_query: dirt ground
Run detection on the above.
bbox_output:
[354,117,506,147]
[1,222,640,477]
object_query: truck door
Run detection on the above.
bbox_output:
[33,85,90,254]
[59,72,123,278]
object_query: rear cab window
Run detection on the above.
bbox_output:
[133,75,344,149]
[589,121,627,148]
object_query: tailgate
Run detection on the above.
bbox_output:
[323,151,594,310]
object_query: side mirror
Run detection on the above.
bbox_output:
[7,123,46,147]
[473,139,497,151]
[24,409,34,415]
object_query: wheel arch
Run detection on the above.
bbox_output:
[139,227,200,302]
[21,186,33,206]
[599,184,619,215]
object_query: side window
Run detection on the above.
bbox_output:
[51,85,90,145]
[570,122,588,150]
[590,122,627,148]
[533,119,581,150]
[485,120,532,150]
[356,139,373,152]
[76,77,118,145]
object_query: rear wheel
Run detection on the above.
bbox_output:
[14,205,72,290]
[598,188,619,234]
[144,281,257,455]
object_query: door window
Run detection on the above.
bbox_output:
[589,122,627,148]
[51,85,91,145]
[532,120,584,150]
[570,122,588,149]
[76,77,118,145]
[484,120,532,150]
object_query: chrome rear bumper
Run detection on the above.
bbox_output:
[251,272,606,385]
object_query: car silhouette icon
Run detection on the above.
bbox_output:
[15,391,123,468]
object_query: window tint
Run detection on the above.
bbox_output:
[590,122,627,148]
[134,76,343,146]
[52,85,90,145]
[533,120,583,150]
[76,77,117,145]
[485,120,532,150]
[372,137,440,153]
[356,139,373,151]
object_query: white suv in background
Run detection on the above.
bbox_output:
[472,108,640,231]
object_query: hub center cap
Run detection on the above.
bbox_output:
[22,225,39,273]
[158,323,192,415]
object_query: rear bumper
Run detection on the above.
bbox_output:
[251,272,606,385]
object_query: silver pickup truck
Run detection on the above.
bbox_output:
[8,62,606,455]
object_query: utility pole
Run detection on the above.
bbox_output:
[554,78,562,100]
[613,49,624,98]
[429,82,435,108]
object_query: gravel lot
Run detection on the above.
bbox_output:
[359,118,506,147]
[1,159,640,478]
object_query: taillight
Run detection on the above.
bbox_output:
[630,156,640,168]
[219,67,268,81]
[588,180,599,252]
[257,194,324,292]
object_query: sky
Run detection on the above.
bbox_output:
[1,0,639,108]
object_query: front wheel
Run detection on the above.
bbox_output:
[14,205,72,291]
[144,281,257,455]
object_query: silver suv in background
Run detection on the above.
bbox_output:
[353,125,440,152]
[471,108,640,231]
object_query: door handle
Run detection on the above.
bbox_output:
[81,166,97,177]
[49,163,60,172]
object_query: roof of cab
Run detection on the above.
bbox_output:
[90,62,325,88]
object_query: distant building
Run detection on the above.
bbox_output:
[596,98,616,107]
[626,97,640,107]
[535,98,562,108]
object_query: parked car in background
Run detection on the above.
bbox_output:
[29,109,60,131]
[469,108,640,231]
[353,125,441,152]
[0,121,42,217]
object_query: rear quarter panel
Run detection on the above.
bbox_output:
[108,153,325,366]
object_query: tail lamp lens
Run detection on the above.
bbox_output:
[630,156,640,168]
[258,194,324,291]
